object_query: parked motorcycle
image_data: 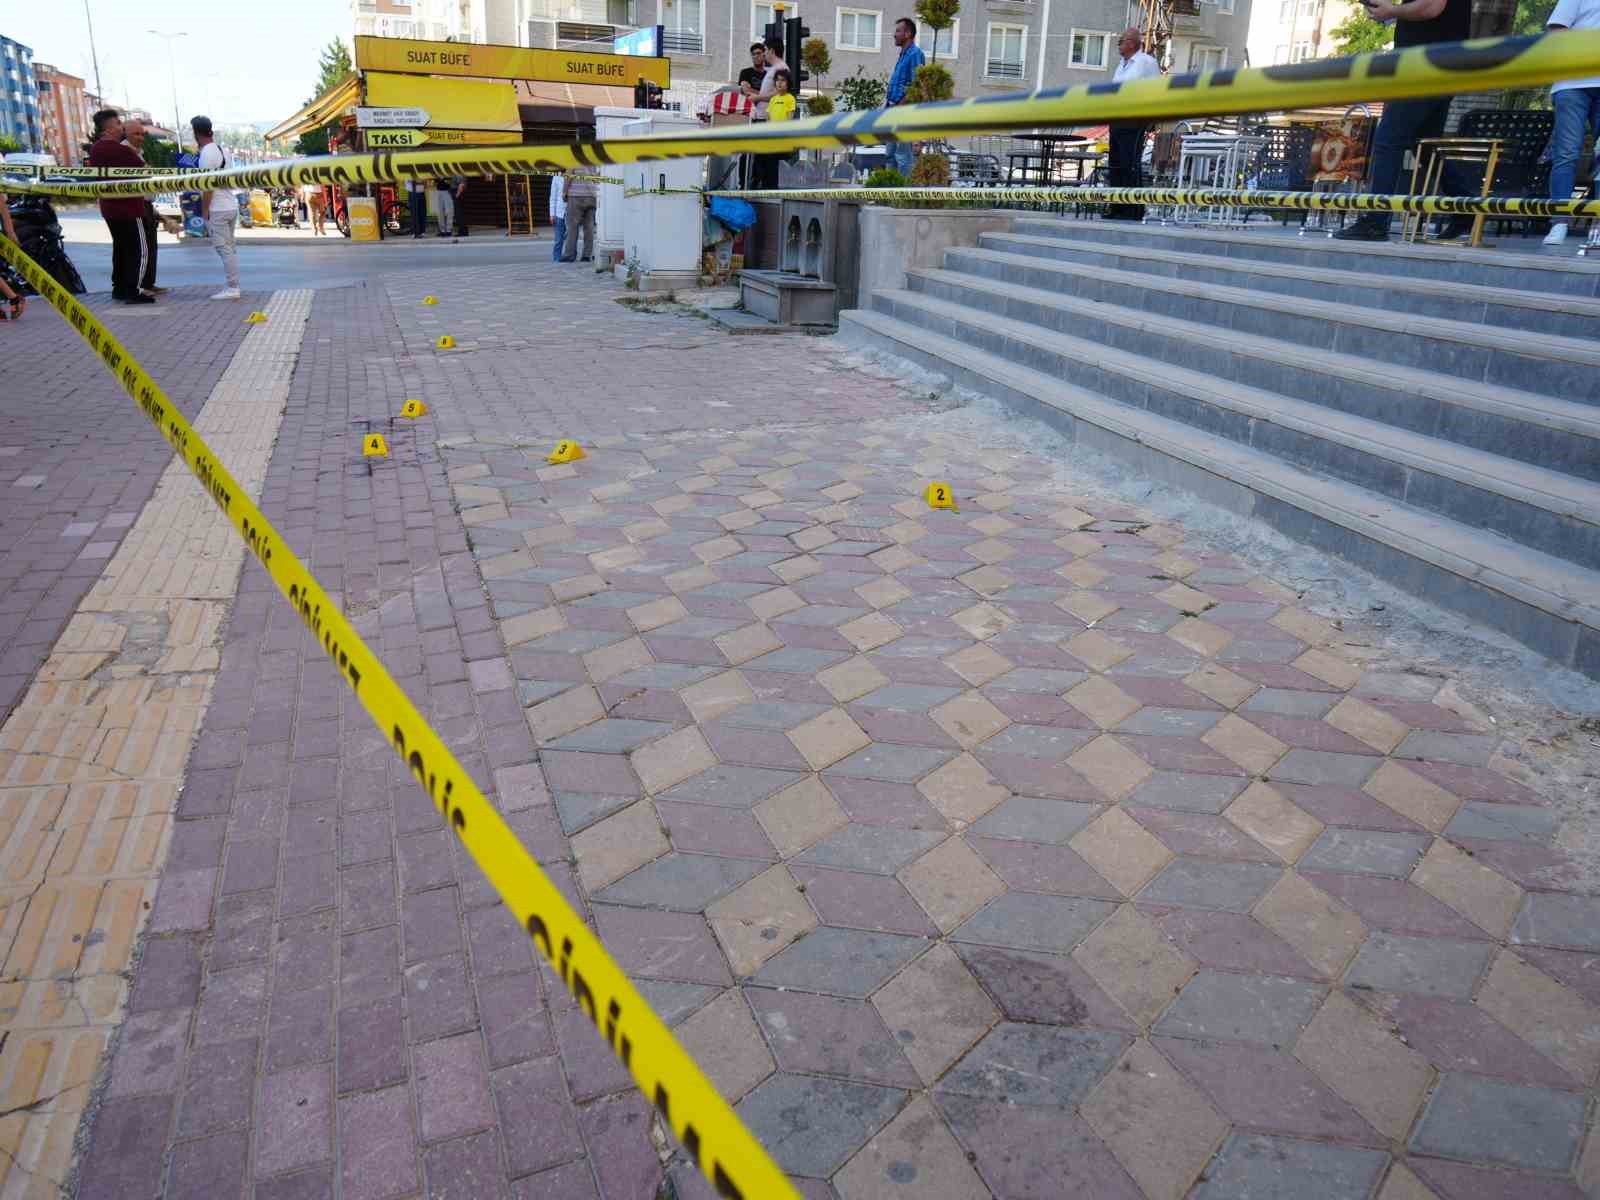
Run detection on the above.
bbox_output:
[274,192,300,229]
[5,195,86,295]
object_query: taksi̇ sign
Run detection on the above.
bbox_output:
[356,106,432,128]
[354,35,670,88]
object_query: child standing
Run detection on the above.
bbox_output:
[767,69,797,121]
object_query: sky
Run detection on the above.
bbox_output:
[4,0,349,130]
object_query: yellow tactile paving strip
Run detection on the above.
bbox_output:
[0,291,310,1199]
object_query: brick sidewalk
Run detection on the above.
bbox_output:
[0,290,254,723]
[66,261,1600,1200]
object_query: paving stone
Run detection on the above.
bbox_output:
[1303,871,1487,939]
[1411,843,1525,939]
[748,988,920,1088]
[673,988,775,1102]
[1407,1158,1589,1200]
[1363,761,1464,833]
[937,1097,1145,1200]
[898,837,1005,934]
[971,796,1100,845]
[545,718,675,754]
[870,942,999,1086]
[736,1074,906,1178]
[1445,801,1561,844]
[825,743,958,785]
[1512,892,1600,952]
[705,864,817,976]
[1223,782,1324,864]
[1409,1073,1585,1171]
[1140,857,1281,912]
[1070,808,1175,897]
[570,800,669,891]
[1081,1039,1228,1200]
[1475,949,1600,1085]
[1293,989,1433,1140]
[1125,806,1280,863]
[978,723,1093,760]
[795,824,946,875]
[915,754,1010,827]
[1300,828,1431,878]
[791,865,941,937]
[935,1022,1126,1108]
[1345,931,1494,998]
[751,926,930,997]
[596,851,768,912]
[1154,969,1325,1046]
[1126,770,1248,814]
[592,905,731,986]
[951,892,1117,956]
[1191,1134,1388,1200]
[957,943,1136,1031]
[832,1096,990,1200]
[662,764,805,810]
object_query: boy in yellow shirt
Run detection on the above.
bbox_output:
[767,69,797,121]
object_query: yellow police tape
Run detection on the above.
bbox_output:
[0,237,798,1200]
[6,32,1599,198]
[712,185,1600,218]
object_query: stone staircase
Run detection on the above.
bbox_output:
[838,218,1600,679]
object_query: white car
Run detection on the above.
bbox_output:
[152,193,182,220]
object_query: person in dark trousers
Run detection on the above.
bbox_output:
[406,179,428,237]
[561,167,598,262]
[122,117,166,296]
[1107,29,1160,220]
[87,109,153,304]
[450,176,469,237]
[750,35,789,190]
[1334,0,1473,241]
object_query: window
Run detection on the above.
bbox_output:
[1189,44,1226,71]
[1069,30,1112,69]
[665,0,705,53]
[1278,0,1291,17]
[1273,44,1288,62]
[837,8,880,50]
[752,1,797,42]
[1217,0,1233,13]
[986,23,1026,79]
[1291,40,1313,60]
[1298,0,1316,16]
[916,20,957,58]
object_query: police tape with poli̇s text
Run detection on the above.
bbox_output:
[4,32,1599,200]
[0,233,799,1200]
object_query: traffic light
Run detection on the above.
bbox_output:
[786,16,810,87]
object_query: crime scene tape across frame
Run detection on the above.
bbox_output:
[0,237,799,1200]
[6,31,1600,199]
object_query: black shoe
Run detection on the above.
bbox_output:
[122,293,156,304]
[1435,216,1474,241]
[1332,218,1390,242]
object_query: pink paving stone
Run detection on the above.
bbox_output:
[967,836,1121,900]
[773,624,856,653]
[514,1160,601,1199]
[538,751,642,796]
[1363,993,1581,1088]
[1152,1037,1382,1143]
[823,777,948,830]
[579,1093,664,1199]
[590,906,733,985]
[937,1098,1144,1200]
[1274,782,1427,833]
[849,709,962,750]
[1228,663,1343,691]
[338,1087,418,1200]
[1245,715,1381,756]
[1515,947,1600,1009]
[1119,735,1250,776]
[1113,677,1226,711]
[790,864,941,937]
[982,691,1098,728]
[700,721,813,770]
[742,670,838,704]
[656,801,778,859]
[957,943,1137,1031]
[1299,871,1490,940]
[255,1065,333,1178]
[746,989,921,1087]
[600,688,694,724]
[642,635,727,666]
[1408,1157,1590,1200]
[1125,807,1280,862]
[1364,700,1482,732]
[1138,906,1323,979]
[867,652,972,688]
[977,754,1105,802]
[413,1033,494,1144]
[1450,837,1586,891]
[492,1055,584,1175]
[1404,761,1545,805]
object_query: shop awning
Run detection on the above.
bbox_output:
[266,74,360,143]
[514,79,634,122]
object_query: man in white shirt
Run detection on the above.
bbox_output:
[549,174,566,262]
[191,115,240,300]
[1107,29,1161,220]
[1543,0,1600,245]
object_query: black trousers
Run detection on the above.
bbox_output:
[409,190,427,237]
[105,217,147,299]
[141,205,160,291]
[1107,123,1150,221]
[452,190,468,236]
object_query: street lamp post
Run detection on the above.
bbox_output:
[148,29,187,151]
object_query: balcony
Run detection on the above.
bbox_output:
[662,29,706,53]
[985,59,1025,79]
[557,20,619,45]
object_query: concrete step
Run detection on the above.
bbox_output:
[838,305,1600,678]
[980,231,1600,341]
[897,262,1600,484]
[1009,216,1600,299]
[941,246,1600,405]
[873,282,1600,572]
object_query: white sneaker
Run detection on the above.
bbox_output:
[210,288,242,300]
[1544,223,1569,246]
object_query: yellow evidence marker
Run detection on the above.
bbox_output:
[399,399,429,419]
[436,334,455,349]
[363,434,389,458]
[925,481,958,511]
[244,311,267,324]
[422,295,439,305]
[547,440,586,465]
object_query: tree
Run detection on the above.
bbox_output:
[802,38,832,88]
[838,67,887,111]
[0,133,23,154]
[140,136,177,167]
[306,38,353,105]
[1502,0,1557,107]
[805,94,835,116]
[914,0,960,62]
[294,128,330,157]
[904,62,954,104]
[1328,9,1394,54]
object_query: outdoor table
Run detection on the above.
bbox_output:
[1007,133,1087,185]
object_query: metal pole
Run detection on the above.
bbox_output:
[148,31,187,151]
[83,0,103,104]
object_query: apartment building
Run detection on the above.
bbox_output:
[348,0,1249,113]
[1244,0,1358,66]
[1,34,43,152]
[34,62,89,164]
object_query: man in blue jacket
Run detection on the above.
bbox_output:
[885,17,926,177]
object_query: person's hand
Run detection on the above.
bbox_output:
[1362,0,1399,22]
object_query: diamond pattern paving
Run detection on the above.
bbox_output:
[53,262,1600,1199]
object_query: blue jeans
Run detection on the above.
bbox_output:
[551,217,566,261]
[1365,95,1456,230]
[887,139,914,177]
[1550,87,1600,204]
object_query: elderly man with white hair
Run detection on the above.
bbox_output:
[1107,28,1160,221]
